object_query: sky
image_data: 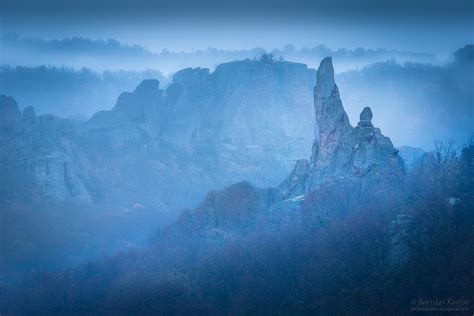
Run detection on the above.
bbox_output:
[1,0,473,56]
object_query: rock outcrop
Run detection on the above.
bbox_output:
[1,56,406,211]
[0,96,92,202]
[0,95,22,133]
[112,79,163,124]
[0,58,316,210]
[278,159,309,200]
[282,57,405,197]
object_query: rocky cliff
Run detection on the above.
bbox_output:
[1,57,407,211]
[177,57,408,236]
[0,58,315,210]
[0,96,92,202]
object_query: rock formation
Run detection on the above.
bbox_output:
[0,96,92,202]
[0,56,407,211]
[0,58,316,210]
[0,95,22,133]
[281,57,405,197]
[278,159,309,200]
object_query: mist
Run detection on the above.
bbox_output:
[1,36,471,148]
[1,33,438,73]
[1,0,473,314]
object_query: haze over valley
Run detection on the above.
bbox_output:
[1,0,473,314]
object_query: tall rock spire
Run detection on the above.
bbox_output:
[280,57,405,197]
[308,57,355,188]
[313,57,352,136]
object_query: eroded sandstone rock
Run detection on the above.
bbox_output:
[284,57,405,195]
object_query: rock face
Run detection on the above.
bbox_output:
[0,97,92,202]
[278,159,309,200]
[173,58,409,240]
[0,58,316,210]
[282,57,405,197]
[1,56,406,210]
[0,95,22,133]
[308,57,355,189]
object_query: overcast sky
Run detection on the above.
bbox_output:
[1,0,473,56]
